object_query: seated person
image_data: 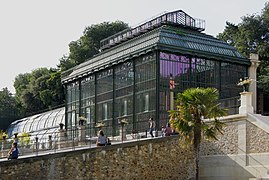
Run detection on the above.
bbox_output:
[96,130,107,146]
[165,123,172,136]
[7,142,19,160]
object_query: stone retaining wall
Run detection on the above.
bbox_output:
[200,116,269,179]
[200,117,269,156]
[246,121,269,153]
[200,120,238,156]
[0,136,195,180]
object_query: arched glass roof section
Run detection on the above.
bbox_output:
[6,107,65,138]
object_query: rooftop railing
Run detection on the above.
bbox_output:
[100,10,205,51]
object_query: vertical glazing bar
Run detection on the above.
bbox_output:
[219,61,222,98]
[132,59,136,131]
[156,51,160,130]
[189,56,193,88]
[78,80,82,119]
[64,84,68,129]
[112,67,116,137]
[94,73,97,135]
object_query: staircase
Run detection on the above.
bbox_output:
[247,113,269,134]
[247,113,269,180]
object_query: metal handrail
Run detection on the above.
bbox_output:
[0,126,165,160]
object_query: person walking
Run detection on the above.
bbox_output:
[148,117,155,138]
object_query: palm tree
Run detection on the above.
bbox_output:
[169,87,227,180]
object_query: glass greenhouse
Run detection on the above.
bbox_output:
[6,107,65,142]
[7,10,250,139]
[61,10,250,138]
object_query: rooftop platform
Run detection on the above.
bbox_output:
[100,10,205,51]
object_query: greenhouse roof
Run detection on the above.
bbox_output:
[62,14,249,83]
[6,107,65,142]
[158,26,247,61]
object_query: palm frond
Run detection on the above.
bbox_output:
[169,87,227,145]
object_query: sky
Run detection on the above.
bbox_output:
[0,0,268,93]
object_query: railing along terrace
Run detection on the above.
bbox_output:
[0,125,173,160]
[100,10,205,51]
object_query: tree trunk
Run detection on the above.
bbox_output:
[194,143,200,180]
[194,119,201,180]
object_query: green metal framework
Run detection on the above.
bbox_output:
[62,10,250,137]
[65,53,157,137]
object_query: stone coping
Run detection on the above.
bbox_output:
[203,114,247,123]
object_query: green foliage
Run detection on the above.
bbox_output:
[0,88,20,130]
[0,130,8,139]
[217,22,239,47]
[258,65,269,90]
[14,68,64,115]
[169,88,227,145]
[18,132,30,147]
[0,88,17,115]
[169,87,227,179]
[11,21,128,116]
[217,2,269,93]
[59,21,129,71]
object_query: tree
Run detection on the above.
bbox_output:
[217,2,269,93]
[59,21,129,71]
[169,88,227,180]
[0,88,20,130]
[40,70,65,108]
[11,21,128,116]
[14,68,64,115]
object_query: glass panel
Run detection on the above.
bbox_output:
[46,111,57,128]
[96,69,113,122]
[66,82,80,129]
[81,75,95,129]
[103,103,108,120]
[159,51,248,123]
[30,115,43,132]
[191,58,218,88]
[135,53,156,132]
[114,61,134,129]
[38,113,51,130]
[123,100,127,116]
[160,53,191,93]
[221,62,247,98]
[53,109,65,127]
[24,117,37,132]
[51,108,65,127]
[145,94,149,112]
